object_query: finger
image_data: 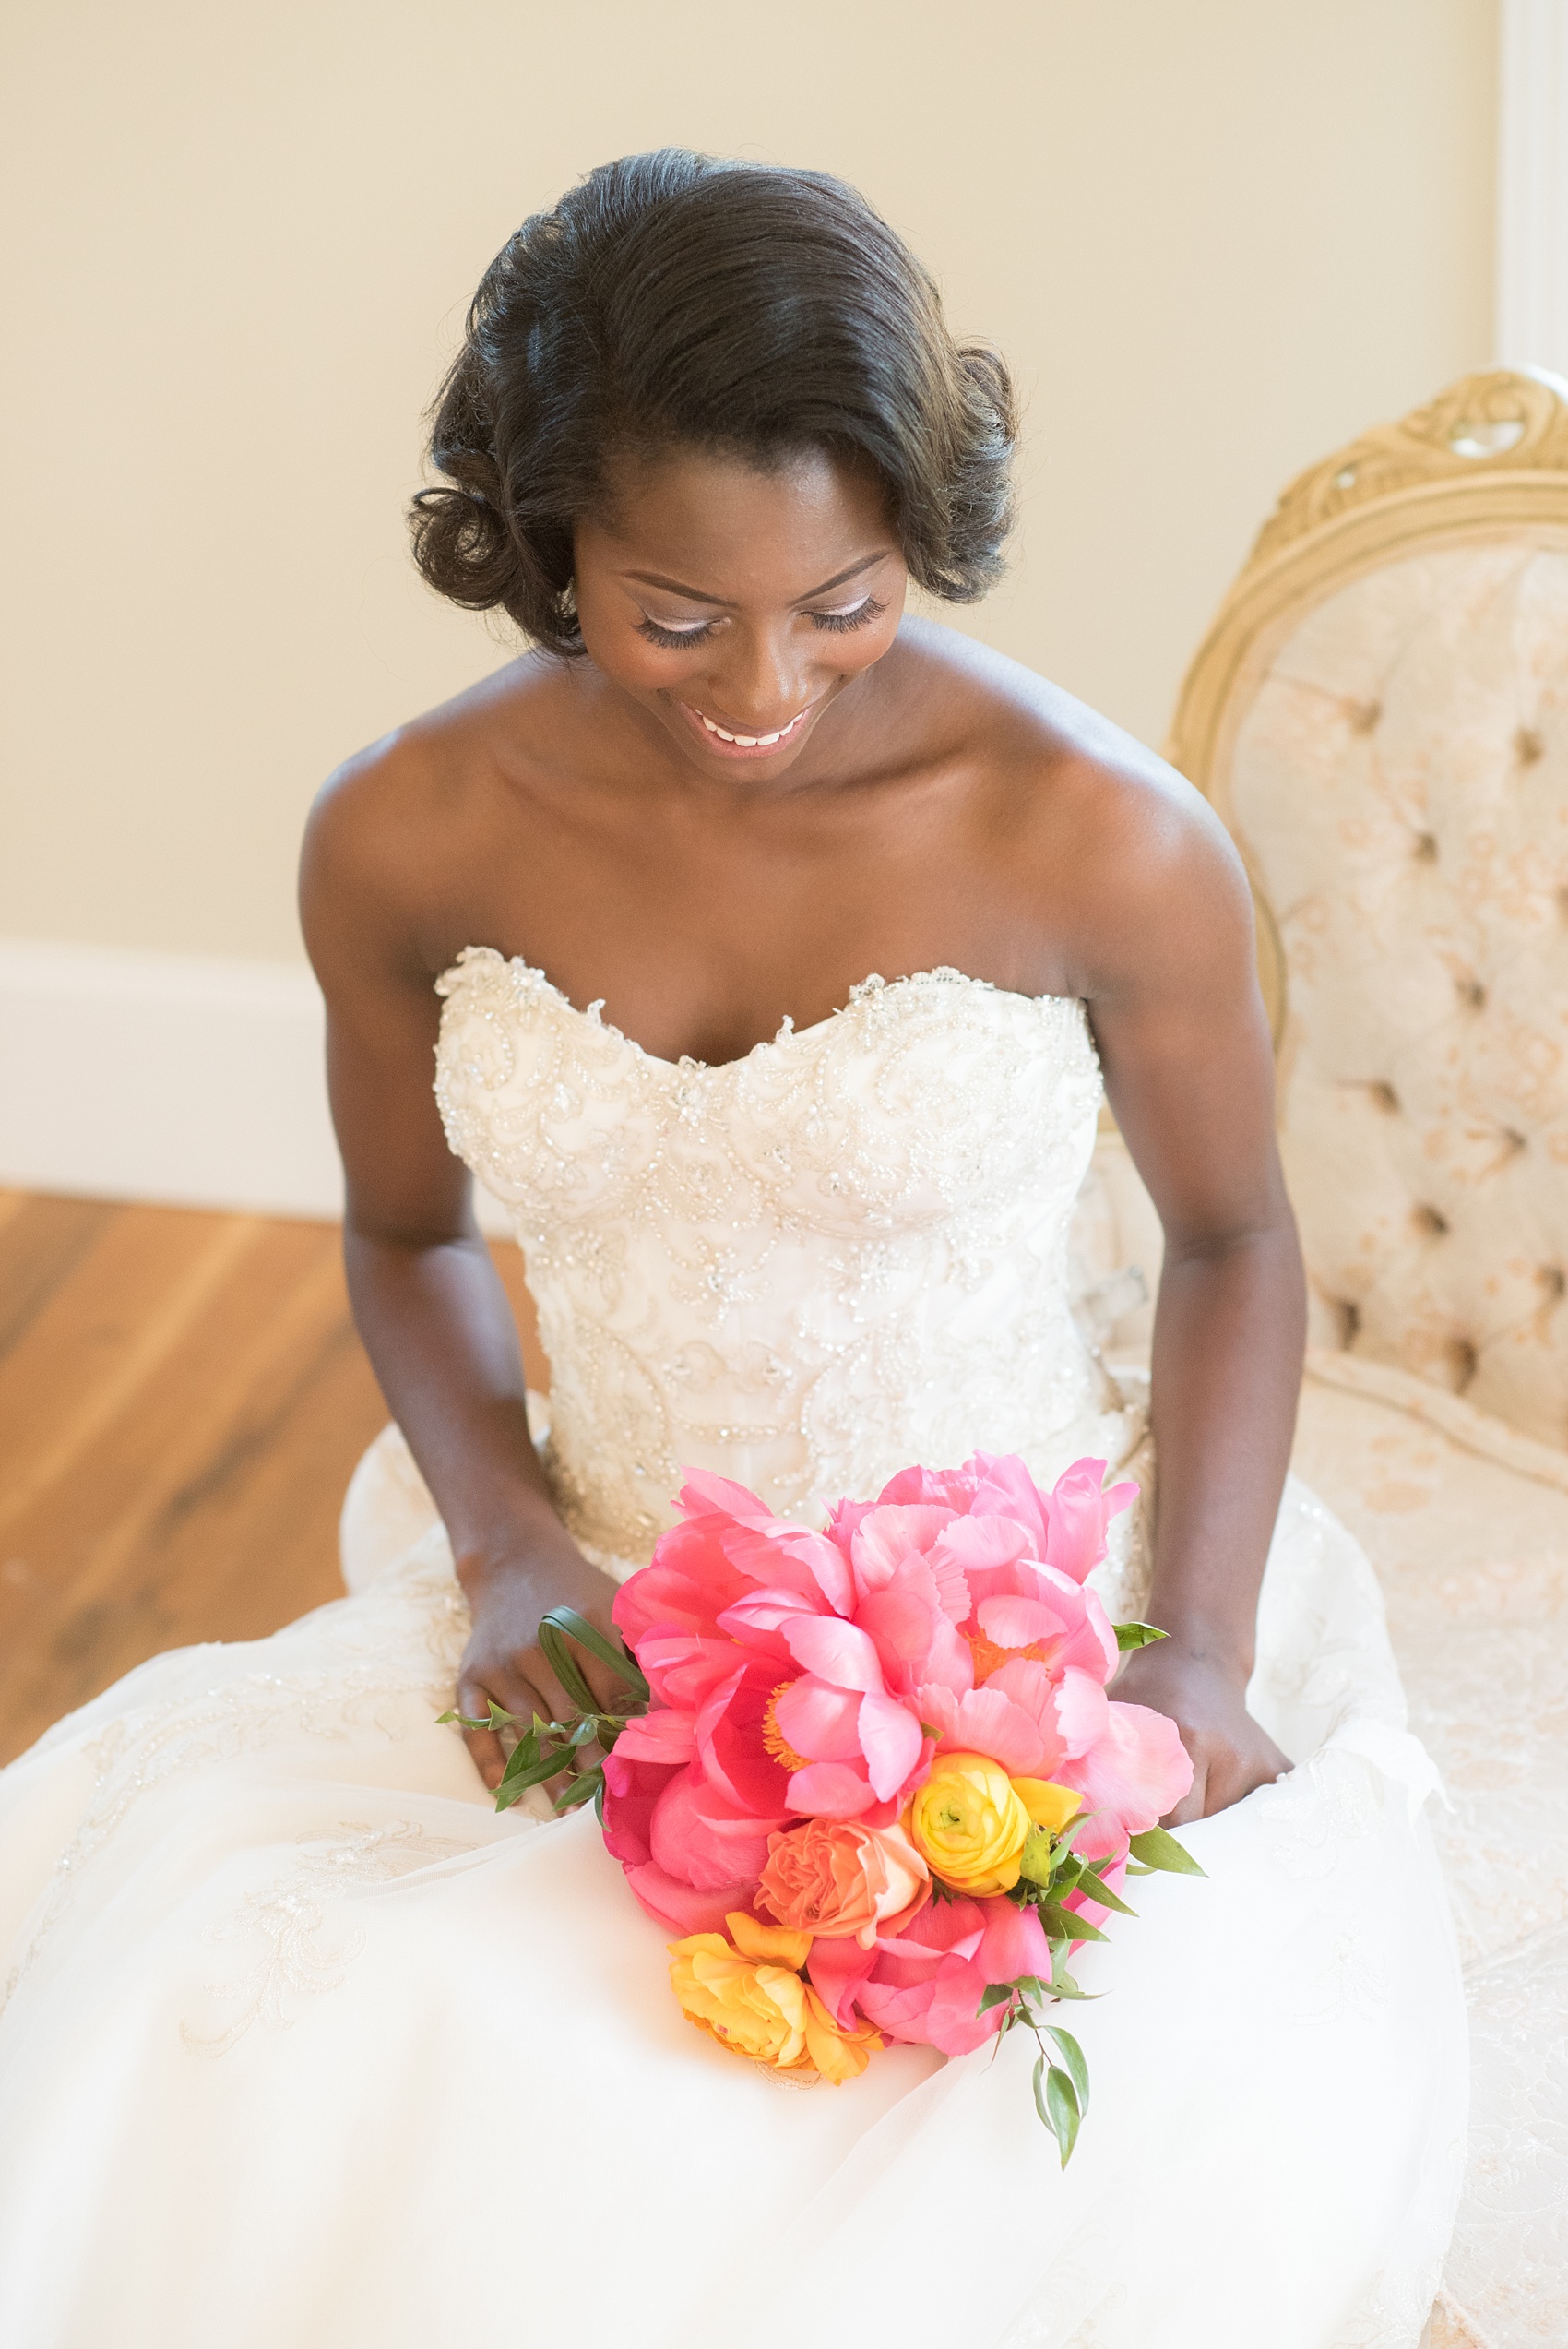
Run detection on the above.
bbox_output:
[457,1671,551,1792]
[455,1672,505,1789]
[462,1723,508,1792]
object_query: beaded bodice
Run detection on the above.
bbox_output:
[434,950,1137,1573]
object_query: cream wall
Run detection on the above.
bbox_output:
[1,0,1497,966]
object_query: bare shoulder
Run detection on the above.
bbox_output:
[899,621,1253,1004]
[299,654,558,980]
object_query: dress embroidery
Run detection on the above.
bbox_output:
[434,954,1141,1570]
[181,1820,483,2058]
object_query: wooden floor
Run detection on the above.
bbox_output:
[0,1191,542,1767]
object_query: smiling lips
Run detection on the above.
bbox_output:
[682,700,815,755]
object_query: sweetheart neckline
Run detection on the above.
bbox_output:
[437,948,1087,1078]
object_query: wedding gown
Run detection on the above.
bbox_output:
[0,956,1467,2349]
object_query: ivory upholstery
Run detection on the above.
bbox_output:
[1233,542,1568,1446]
[1170,367,1568,1452]
[1075,371,1568,2349]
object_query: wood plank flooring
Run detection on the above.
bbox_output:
[0,1191,544,1766]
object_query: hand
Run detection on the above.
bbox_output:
[1111,1641,1289,1823]
[454,1532,625,1792]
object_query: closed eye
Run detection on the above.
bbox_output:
[807,595,885,634]
[636,614,717,649]
[636,593,887,650]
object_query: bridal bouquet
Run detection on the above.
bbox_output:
[452,1451,1200,2164]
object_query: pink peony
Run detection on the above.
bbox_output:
[604,1451,1177,1939]
[808,1891,1053,2057]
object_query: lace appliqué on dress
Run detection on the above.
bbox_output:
[181,1820,485,2058]
[434,954,1142,1569]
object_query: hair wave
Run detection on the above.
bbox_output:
[410,149,1016,654]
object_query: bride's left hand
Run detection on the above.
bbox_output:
[1111,1642,1290,1823]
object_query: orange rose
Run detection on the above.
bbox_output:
[756,1818,930,1947]
[668,1912,883,2083]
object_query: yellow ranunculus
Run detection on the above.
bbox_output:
[905,1751,1035,1897]
[667,1912,883,2083]
[1012,1777,1084,1837]
[1013,1778,1085,1886]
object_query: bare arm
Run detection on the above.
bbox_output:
[301,761,623,1787]
[1075,780,1302,1818]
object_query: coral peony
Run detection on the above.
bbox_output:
[757,1818,929,1945]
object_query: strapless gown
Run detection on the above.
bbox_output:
[0,959,1467,2349]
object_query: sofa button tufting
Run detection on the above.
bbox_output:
[1413,831,1439,863]
[1368,1079,1400,1115]
[1412,1204,1449,1238]
[1456,977,1486,1010]
[1447,1336,1479,1390]
[1541,1266,1567,1301]
[1515,726,1545,764]
[1350,699,1382,734]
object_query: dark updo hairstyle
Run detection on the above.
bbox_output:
[410,149,1016,655]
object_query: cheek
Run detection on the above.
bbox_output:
[577,614,699,697]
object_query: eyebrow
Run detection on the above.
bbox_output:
[620,550,891,607]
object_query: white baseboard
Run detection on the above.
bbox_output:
[0,938,508,1231]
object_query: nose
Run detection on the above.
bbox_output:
[704,619,815,732]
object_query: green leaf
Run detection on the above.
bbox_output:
[1032,2055,1083,2166]
[497,1730,542,1783]
[1043,1961,1101,2003]
[977,1983,1017,2016]
[1044,2026,1090,2114]
[1053,1807,1108,1856]
[1075,1869,1137,1919]
[540,1607,651,1703]
[502,1743,577,1795]
[536,1619,597,1713]
[1043,2063,1084,2166]
[918,1722,943,1740]
[1127,1827,1206,1878]
[1017,1827,1059,1887]
[553,1767,604,1813]
[1114,1620,1169,1651]
[1035,1904,1109,1944]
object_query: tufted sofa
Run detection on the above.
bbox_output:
[1080,371,1568,2349]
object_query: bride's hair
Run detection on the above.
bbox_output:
[410,149,1016,655]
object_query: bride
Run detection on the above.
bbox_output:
[0,151,1465,2347]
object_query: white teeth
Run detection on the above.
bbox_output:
[697,709,802,748]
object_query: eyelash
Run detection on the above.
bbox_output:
[636,596,886,650]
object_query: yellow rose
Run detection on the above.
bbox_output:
[906,1750,1036,1897]
[667,1912,883,2084]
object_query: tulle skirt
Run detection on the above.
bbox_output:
[0,1439,1466,2349]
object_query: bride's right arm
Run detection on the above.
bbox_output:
[300,762,621,1790]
